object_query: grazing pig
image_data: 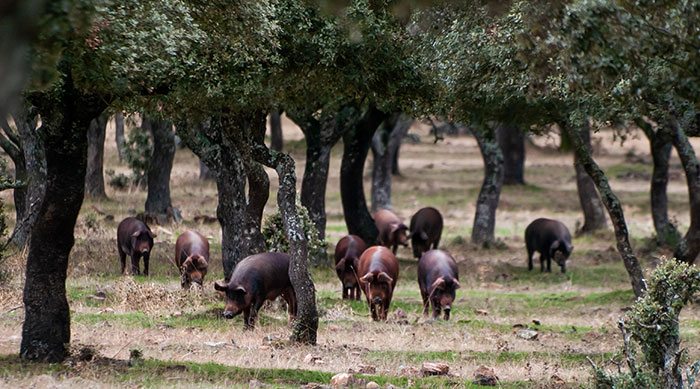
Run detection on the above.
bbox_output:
[334,235,367,300]
[357,246,399,321]
[373,209,409,254]
[117,217,155,276]
[214,252,296,330]
[525,218,574,273]
[418,250,460,320]
[175,231,210,288]
[409,207,444,258]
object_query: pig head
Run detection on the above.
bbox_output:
[181,254,209,287]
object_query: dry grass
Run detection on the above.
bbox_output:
[0,117,699,387]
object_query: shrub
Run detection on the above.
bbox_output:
[262,200,329,267]
[123,125,152,187]
[589,258,700,388]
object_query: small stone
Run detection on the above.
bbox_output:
[517,330,538,340]
[473,365,498,386]
[475,309,489,316]
[249,379,267,388]
[97,307,114,315]
[328,325,341,331]
[172,311,182,317]
[366,382,379,389]
[421,362,449,376]
[532,319,541,325]
[330,373,353,387]
[304,354,324,365]
[204,341,227,347]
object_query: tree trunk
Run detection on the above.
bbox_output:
[199,159,215,180]
[574,124,607,234]
[291,108,353,239]
[637,119,681,245]
[370,113,412,212]
[496,124,526,185]
[144,117,175,216]
[340,106,387,245]
[471,125,504,246]
[669,119,700,265]
[269,110,283,152]
[391,142,401,176]
[85,112,109,198]
[178,117,266,281]
[115,113,126,163]
[562,123,646,298]
[21,70,107,362]
[243,158,269,251]
[250,125,318,345]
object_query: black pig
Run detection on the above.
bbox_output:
[117,217,155,276]
[409,207,443,258]
[525,218,574,273]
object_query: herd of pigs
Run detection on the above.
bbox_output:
[116,207,574,329]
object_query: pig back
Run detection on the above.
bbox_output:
[418,250,458,290]
[357,246,399,285]
[525,218,571,248]
[117,217,152,252]
[410,207,443,239]
[230,252,292,296]
[176,230,210,265]
[335,235,367,263]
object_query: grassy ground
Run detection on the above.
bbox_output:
[0,117,698,387]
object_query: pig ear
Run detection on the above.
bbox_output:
[550,240,560,251]
[377,271,393,284]
[233,286,247,294]
[360,272,375,283]
[567,243,574,253]
[432,277,446,290]
[196,256,208,269]
[398,223,408,232]
[452,278,461,290]
[214,281,228,291]
[335,258,347,272]
[132,231,140,237]
[420,231,428,241]
[182,257,193,269]
[148,229,156,238]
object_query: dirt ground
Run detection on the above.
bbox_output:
[0,116,699,388]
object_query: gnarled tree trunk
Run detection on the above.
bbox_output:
[115,113,126,162]
[249,118,317,345]
[496,124,525,185]
[574,123,607,234]
[85,112,109,198]
[340,106,387,245]
[563,123,646,298]
[370,113,413,212]
[269,110,283,152]
[637,119,680,245]
[144,117,175,217]
[21,69,107,362]
[179,117,266,281]
[669,119,700,265]
[471,125,504,246]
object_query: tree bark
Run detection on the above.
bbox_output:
[290,107,353,239]
[144,116,175,216]
[496,124,526,185]
[637,119,681,245]
[85,112,109,198]
[471,125,504,246]
[370,113,413,212]
[269,110,283,152]
[391,144,401,176]
[250,125,318,345]
[562,123,646,298]
[178,117,266,281]
[340,106,387,245]
[574,123,607,234]
[668,119,700,265]
[21,69,107,362]
[199,159,215,180]
[115,113,126,163]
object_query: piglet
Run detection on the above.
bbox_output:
[214,252,296,330]
[418,250,460,320]
[335,235,367,300]
[357,246,399,321]
[373,209,408,254]
[117,217,155,276]
[525,218,574,273]
[409,207,443,259]
[175,230,210,288]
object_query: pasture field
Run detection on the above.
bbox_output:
[1,118,699,388]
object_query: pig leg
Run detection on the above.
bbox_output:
[382,298,392,321]
[243,307,252,330]
[527,246,534,271]
[342,285,348,300]
[131,253,141,275]
[354,284,361,301]
[282,288,297,322]
[392,244,398,255]
[546,254,552,272]
[143,253,150,276]
[248,300,265,329]
[420,289,430,317]
[119,249,127,275]
[433,237,440,250]
[432,304,441,320]
[369,300,378,321]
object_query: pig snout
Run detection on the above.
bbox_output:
[443,307,451,320]
[344,282,355,289]
[372,296,383,305]
[193,277,203,286]
[222,310,234,319]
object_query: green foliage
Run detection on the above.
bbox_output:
[590,258,700,387]
[262,200,329,267]
[123,126,153,187]
[105,169,129,190]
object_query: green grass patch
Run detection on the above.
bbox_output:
[365,349,613,367]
